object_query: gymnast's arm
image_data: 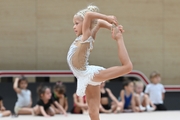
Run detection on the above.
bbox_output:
[98,19,112,30]
[91,19,112,39]
[82,12,118,41]
[72,20,113,69]
[91,20,125,40]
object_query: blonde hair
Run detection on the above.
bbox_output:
[75,5,99,29]
[75,5,99,18]
[134,81,144,87]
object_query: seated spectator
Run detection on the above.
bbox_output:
[52,81,68,112]
[13,77,34,115]
[71,93,88,114]
[145,71,167,111]
[134,81,156,112]
[0,96,11,117]
[33,85,66,117]
[119,80,139,112]
[99,82,122,113]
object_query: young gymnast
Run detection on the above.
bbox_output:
[0,96,11,117]
[13,77,34,115]
[134,81,156,112]
[67,5,132,120]
[33,85,66,117]
[52,81,68,112]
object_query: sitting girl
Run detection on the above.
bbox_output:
[134,81,156,112]
[0,96,11,117]
[100,82,122,113]
[52,81,68,112]
[33,86,56,117]
[119,80,139,112]
[13,77,33,115]
[71,93,88,114]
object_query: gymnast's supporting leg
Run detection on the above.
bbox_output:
[86,85,101,120]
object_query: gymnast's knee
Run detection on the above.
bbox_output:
[123,62,133,73]
[116,62,133,74]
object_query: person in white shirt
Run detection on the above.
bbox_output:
[145,71,167,111]
[13,77,34,115]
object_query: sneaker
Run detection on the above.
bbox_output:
[147,107,155,112]
[139,106,146,111]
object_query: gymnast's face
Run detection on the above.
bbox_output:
[73,15,83,37]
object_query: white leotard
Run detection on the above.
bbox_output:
[67,35,105,96]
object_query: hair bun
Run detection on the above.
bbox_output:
[87,5,99,12]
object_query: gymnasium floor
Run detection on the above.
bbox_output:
[3,111,179,120]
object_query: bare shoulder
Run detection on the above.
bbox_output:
[120,90,125,95]
[73,93,76,97]
[132,93,137,97]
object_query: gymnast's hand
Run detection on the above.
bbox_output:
[118,25,125,33]
[111,25,124,40]
[106,15,118,26]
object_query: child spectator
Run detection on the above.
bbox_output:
[134,81,156,112]
[33,85,66,117]
[100,82,122,113]
[119,80,139,112]
[71,93,88,114]
[53,81,68,112]
[33,86,55,117]
[0,96,11,117]
[13,77,34,115]
[145,71,167,111]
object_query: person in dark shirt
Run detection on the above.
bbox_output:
[33,86,54,117]
[0,96,11,117]
[33,85,66,117]
[99,82,122,113]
